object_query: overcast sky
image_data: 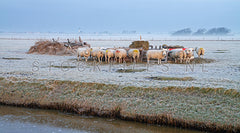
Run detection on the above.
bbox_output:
[0,0,239,33]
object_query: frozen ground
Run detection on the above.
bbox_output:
[0,37,239,90]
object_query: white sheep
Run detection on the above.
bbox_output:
[195,47,205,58]
[90,47,105,62]
[77,47,91,61]
[115,49,127,63]
[168,50,186,63]
[146,50,167,64]
[185,48,194,63]
[128,49,140,63]
[105,49,115,63]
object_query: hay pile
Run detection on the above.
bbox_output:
[129,41,149,50]
[27,40,75,55]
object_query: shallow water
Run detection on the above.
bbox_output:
[0,38,239,90]
[0,105,202,133]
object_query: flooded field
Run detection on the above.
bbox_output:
[0,105,202,133]
[0,34,239,132]
[0,38,239,89]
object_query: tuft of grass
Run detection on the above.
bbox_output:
[216,50,228,51]
[2,57,25,60]
[146,76,195,81]
[193,58,215,64]
[116,69,146,73]
[213,50,229,53]
[213,51,226,53]
[49,65,76,68]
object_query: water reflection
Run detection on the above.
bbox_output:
[0,105,202,133]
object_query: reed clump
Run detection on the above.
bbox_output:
[0,77,239,133]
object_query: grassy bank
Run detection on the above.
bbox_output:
[0,77,239,133]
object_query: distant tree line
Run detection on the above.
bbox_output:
[172,27,231,36]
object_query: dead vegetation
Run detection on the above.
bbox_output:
[2,57,25,60]
[192,58,215,64]
[0,77,239,133]
[129,41,149,50]
[146,76,195,81]
[213,50,229,53]
[116,69,146,73]
[27,40,80,55]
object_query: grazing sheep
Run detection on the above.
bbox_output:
[168,50,186,63]
[105,49,115,63]
[185,48,194,63]
[115,49,127,63]
[99,49,106,62]
[91,49,104,62]
[128,49,140,63]
[77,47,91,61]
[90,47,105,62]
[195,47,205,58]
[146,50,167,64]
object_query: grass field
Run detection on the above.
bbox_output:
[0,77,239,132]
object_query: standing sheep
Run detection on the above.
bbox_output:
[195,47,205,58]
[91,48,104,62]
[128,49,140,63]
[115,49,127,63]
[168,50,186,63]
[105,49,115,63]
[77,47,91,61]
[185,48,194,63]
[146,50,167,64]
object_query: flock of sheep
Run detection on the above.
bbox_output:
[77,46,205,64]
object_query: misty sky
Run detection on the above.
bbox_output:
[0,0,239,33]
